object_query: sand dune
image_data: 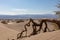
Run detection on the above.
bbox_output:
[0,23,19,40]
[4,21,28,32]
[21,30,60,40]
[0,19,60,40]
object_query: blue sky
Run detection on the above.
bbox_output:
[0,0,59,15]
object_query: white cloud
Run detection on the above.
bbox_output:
[0,9,55,15]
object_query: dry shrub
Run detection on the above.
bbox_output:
[16,20,24,23]
[1,20,7,24]
[12,39,15,40]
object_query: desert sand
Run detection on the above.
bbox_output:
[0,19,60,40]
[21,30,60,40]
[0,23,19,40]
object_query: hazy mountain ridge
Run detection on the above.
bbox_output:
[0,14,58,19]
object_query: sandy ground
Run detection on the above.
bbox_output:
[21,30,60,40]
[0,19,60,40]
[0,23,19,40]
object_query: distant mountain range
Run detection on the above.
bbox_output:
[0,14,58,19]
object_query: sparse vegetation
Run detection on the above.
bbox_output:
[1,20,7,24]
[16,20,24,23]
[12,39,15,40]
